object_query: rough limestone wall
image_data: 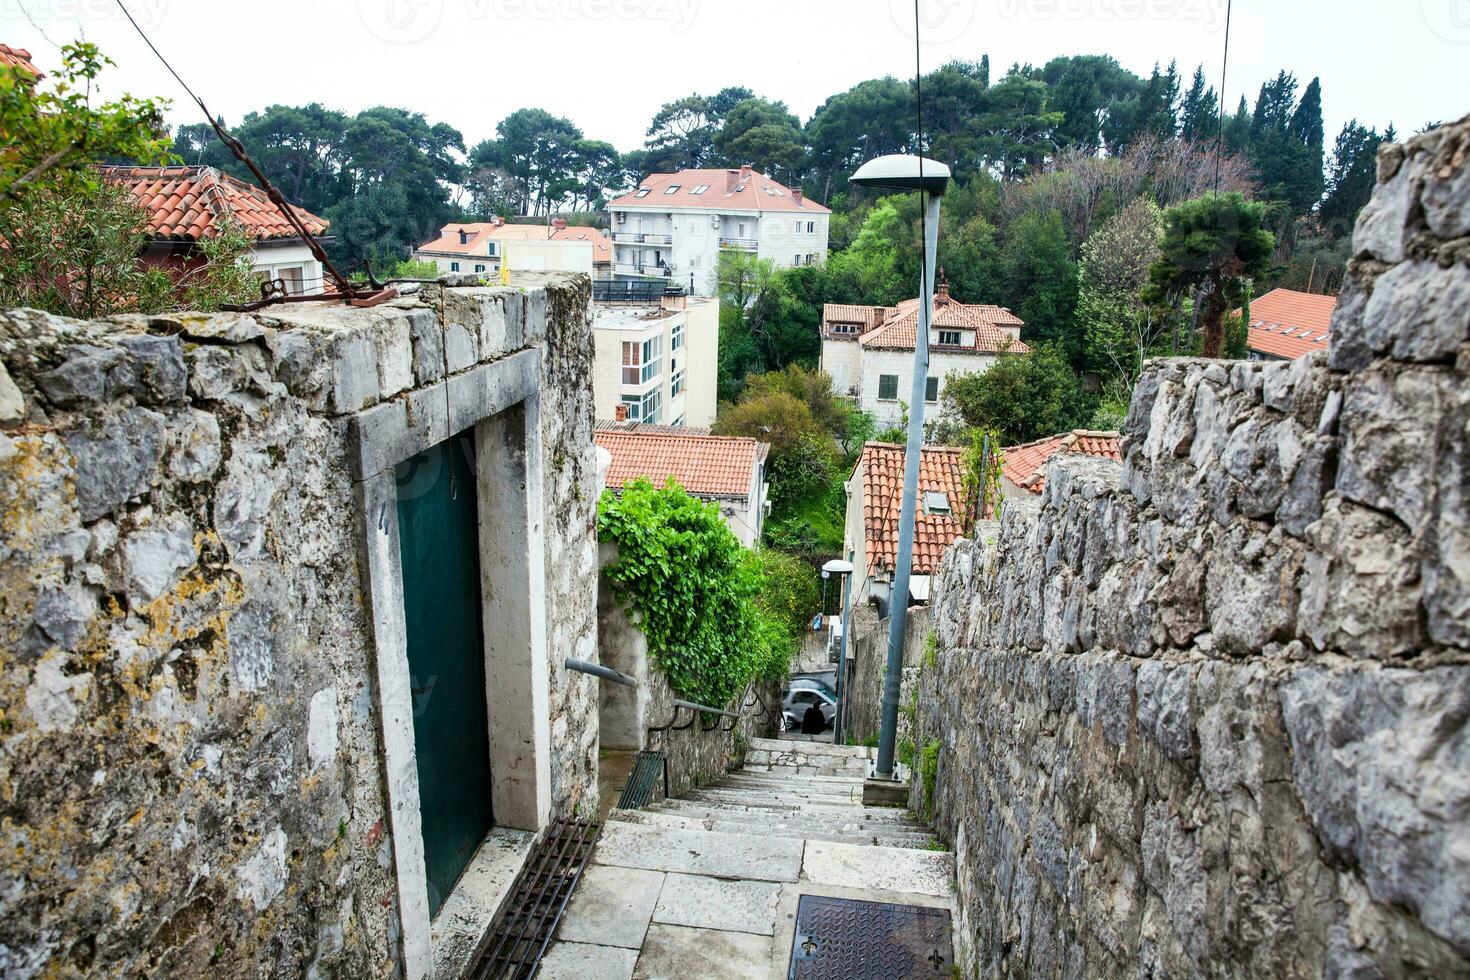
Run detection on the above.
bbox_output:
[911,118,1470,977]
[0,274,599,977]
[844,603,929,746]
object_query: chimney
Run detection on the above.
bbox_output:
[740,165,752,181]
[726,168,741,192]
[552,218,567,230]
[791,188,803,206]
[614,404,628,423]
[458,228,469,245]
[935,267,951,305]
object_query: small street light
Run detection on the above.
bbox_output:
[821,558,855,744]
[849,154,950,781]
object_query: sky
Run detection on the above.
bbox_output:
[3,0,1467,157]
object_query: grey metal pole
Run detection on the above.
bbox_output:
[875,191,942,779]
[833,567,853,744]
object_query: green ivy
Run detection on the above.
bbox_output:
[598,478,792,709]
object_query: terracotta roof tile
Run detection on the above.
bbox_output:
[100,166,328,242]
[857,442,968,577]
[1,44,41,78]
[1243,287,1337,360]
[1002,430,1122,494]
[595,430,766,500]
[827,294,1029,355]
[416,221,612,264]
[609,167,830,214]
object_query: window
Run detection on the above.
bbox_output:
[738,222,747,237]
[487,242,498,256]
[925,376,939,402]
[878,374,899,400]
[671,321,684,351]
[671,368,685,397]
[831,322,857,335]
[672,414,685,428]
[795,220,802,234]
[621,394,642,420]
[273,266,305,295]
[474,264,486,273]
[641,389,661,424]
[807,221,816,233]
[634,188,650,198]
[450,261,460,272]
[621,341,641,385]
[938,329,961,346]
[924,491,951,515]
[794,254,802,266]
[640,336,663,384]
[664,184,681,194]
[690,184,709,195]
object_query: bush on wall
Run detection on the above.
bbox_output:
[598,478,792,708]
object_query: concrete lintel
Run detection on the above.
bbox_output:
[448,346,541,436]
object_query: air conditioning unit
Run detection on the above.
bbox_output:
[710,215,722,228]
[615,212,626,224]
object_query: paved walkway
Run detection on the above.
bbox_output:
[538,737,956,979]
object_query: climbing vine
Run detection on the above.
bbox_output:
[961,428,1005,534]
[597,478,791,709]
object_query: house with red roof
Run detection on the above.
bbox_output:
[821,278,1030,430]
[593,428,769,547]
[1,44,42,80]
[844,441,970,610]
[101,165,331,296]
[606,165,829,294]
[1001,430,1122,498]
[413,217,612,281]
[1243,287,1337,360]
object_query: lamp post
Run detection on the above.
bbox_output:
[821,558,855,744]
[849,154,950,780]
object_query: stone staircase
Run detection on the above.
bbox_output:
[536,737,955,979]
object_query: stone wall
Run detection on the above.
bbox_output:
[844,603,929,746]
[0,274,601,977]
[911,118,1470,977]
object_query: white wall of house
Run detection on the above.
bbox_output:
[611,205,829,295]
[413,249,497,276]
[504,239,593,276]
[820,337,864,398]
[251,241,325,296]
[858,348,1001,430]
[591,297,719,429]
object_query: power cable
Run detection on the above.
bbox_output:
[1214,0,1234,195]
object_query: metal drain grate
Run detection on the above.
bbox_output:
[788,895,953,979]
[616,750,667,810]
[467,818,600,980]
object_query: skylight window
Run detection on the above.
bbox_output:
[690,184,710,195]
[634,188,650,198]
[924,491,951,515]
[664,184,681,194]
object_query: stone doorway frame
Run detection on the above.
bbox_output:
[352,347,551,979]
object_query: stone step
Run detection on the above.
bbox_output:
[684,786,869,809]
[591,820,804,882]
[747,737,871,760]
[654,796,925,828]
[607,808,935,849]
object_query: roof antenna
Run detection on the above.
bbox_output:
[112,0,394,311]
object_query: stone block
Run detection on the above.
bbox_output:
[328,331,378,414]
[122,518,197,606]
[64,406,168,521]
[1336,363,1447,536]
[631,923,769,980]
[651,872,780,936]
[555,865,663,948]
[405,308,445,385]
[538,942,636,980]
[592,823,801,882]
[0,359,23,425]
[371,314,414,399]
[801,840,954,897]
[117,334,187,404]
[1358,260,1470,363]
[37,344,130,408]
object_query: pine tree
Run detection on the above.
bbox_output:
[1179,66,1219,142]
[1223,96,1252,153]
[1320,120,1386,239]
[1287,77,1326,213]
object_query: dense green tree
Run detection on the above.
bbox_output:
[1320,120,1390,239]
[636,87,755,175]
[937,344,1095,445]
[972,73,1061,180]
[713,98,806,184]
[999,209,1080,365]
[919,61,991,179]
[805,77,915,203]
[826,201,907,305]
[1076,197,1167,384]
[1144,192,1275,357]
[1041,55,1141,153]
[1179,66,1219,143]
[1223,95,1252,154]
[476,108,582,215]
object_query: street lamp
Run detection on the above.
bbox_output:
[821,558,855,744]
[849,154,950,780]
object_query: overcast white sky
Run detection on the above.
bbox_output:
[4,0,1466,156]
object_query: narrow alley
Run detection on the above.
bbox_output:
[537,737,956,978]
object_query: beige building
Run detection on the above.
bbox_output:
[413,218,612,280]
[591,293,718,429]
[821,281,1029,431]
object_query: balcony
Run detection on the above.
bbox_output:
[612,231,674,245]
[613,262,673,279]
[718,237,759,251]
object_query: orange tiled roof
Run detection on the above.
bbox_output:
[1243,287,1337,360]
[830,292,1029,355]
[856,442,967,577]
[101,166,328,242]
[416,221,612,265]
[1001,430,1121,495]
[1,44,41,78]
[595,430,766,500]
[609,167,830,214]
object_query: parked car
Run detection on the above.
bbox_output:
[782,685,836,732]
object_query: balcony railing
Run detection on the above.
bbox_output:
[718,237,759,250]
[612,231,674,245]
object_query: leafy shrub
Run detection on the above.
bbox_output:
[597,478,791,708]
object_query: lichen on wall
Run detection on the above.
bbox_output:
[912,116,1470,977]
[0,273,600,977]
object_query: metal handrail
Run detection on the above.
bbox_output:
[672,698,740,720]
[564,658,636,688]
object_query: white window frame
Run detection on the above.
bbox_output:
[634,188,650,198]
[878,374,899,401]
[640,336,662,384]
[621,341,641,386]
[664,185,681,194]
[450,261,461,272]
[937,329,962,346]
[671,368,685,397]
[671,321,684,351]
[641,388,661,424]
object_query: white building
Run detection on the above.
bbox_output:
[820,281,1030,431]
[413,218,613,280]
[591,293,718,429]
[605,166,830,294]
[594,428,770,548]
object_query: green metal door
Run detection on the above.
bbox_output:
[395,431,493,916]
